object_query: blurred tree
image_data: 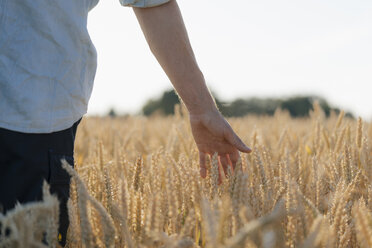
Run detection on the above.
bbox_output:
[107,108,117,118]
[142,90,180,116]
[222,98,281,117]
[280,96,313,117]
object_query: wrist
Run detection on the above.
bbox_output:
[187,98,219,116]
[171,70,218,116]
[189,106,221,123]
[183,78,219,115]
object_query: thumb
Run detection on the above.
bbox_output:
[225,129,252,153]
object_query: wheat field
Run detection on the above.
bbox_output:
[1,104,371,248]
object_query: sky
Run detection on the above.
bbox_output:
[87,0,372,120]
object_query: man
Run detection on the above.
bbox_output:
[0,0,251,246]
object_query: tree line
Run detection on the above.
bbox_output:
[140,89,353,118]
[106,89,352,118]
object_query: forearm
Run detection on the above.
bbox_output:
[133,0,218,115]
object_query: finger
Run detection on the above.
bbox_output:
[214,154,223,184]
[199,152,207,178]
[218,165,223,185]
[219,154,229,178]
[228,150,240,171]
[224,129,252,153]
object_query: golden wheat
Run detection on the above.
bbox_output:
[0,106,371,248]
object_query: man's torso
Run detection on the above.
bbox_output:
[0,0,98,133]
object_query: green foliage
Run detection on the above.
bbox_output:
[280,96,312,117]
[220,98,281,117]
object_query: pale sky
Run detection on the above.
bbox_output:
[87,0,372,120]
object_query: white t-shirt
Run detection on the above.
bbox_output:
[0,0,170,133]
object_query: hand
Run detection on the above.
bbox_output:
[189,110,252,180]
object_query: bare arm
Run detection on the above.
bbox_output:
[133,0,214,115]
[133,0,251,178]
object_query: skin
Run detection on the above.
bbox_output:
[133,0,252,179]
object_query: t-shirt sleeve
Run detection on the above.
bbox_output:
[120,0,171,8]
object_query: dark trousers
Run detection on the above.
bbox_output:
[0,120,80,246]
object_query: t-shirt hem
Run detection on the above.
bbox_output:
[0,115,84,134]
